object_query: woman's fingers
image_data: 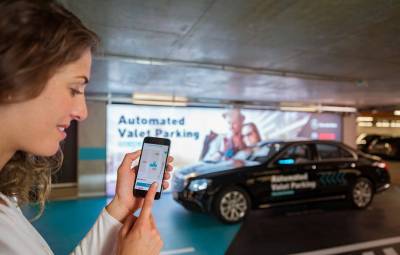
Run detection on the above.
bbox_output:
[137,183,157,224]
[149,213,157,230]
[162,181,169,190]
[166,164,173,172]
[120,214,136,238]
[163,171,171,180]
[119,183,164,255]
[119,150,141,172]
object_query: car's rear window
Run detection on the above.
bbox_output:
[316,143,355,160]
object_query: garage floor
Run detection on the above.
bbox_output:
[227,186,400,255]
[22,162,400,255]
[387,161,400,186]
[24,189,400,255]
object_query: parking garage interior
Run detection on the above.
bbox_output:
[2,1,400,255]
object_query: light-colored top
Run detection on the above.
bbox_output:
[0,193,122,255]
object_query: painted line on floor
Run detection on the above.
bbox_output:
[161,247,196,255]
[362,251,374,255]
[290,236,400,255]
[384,247,399,255]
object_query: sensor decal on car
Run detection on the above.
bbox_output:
[318,172,347,185]
[270,173,317,196]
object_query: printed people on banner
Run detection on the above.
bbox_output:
[233,122,264,160]
[223,108,247,159]
[199,109,272,162]
[200,108,246,162]
[242,122,261,147]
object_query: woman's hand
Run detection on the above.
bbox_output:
[106,150,174,222]
[117,183,163,255]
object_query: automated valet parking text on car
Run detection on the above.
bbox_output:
[172,140,391,223]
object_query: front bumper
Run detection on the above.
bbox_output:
[173,190,212,212]
[376,183,391,193]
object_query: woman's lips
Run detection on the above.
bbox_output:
[57,126,67,139]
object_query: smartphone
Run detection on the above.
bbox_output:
[133,137,171,199]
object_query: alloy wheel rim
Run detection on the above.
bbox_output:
[220,191,248,222]
[353,180,372,208]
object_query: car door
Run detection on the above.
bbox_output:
[314,142,358,196]
[240,142,285,206]
[263,143,318,203]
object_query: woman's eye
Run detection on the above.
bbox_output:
[70,88,83,96]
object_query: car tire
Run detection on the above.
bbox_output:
[213,186,251,224]
[349,177,374,209]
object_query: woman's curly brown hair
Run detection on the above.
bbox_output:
[0,151,63,219]
[0,0,99,218]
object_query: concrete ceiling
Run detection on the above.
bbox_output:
[63,0,400,108]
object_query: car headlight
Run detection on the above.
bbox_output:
[188,179,211,192]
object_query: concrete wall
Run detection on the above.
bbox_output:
[78,100,107,197]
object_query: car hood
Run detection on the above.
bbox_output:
[176,159,260,178]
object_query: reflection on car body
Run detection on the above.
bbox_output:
[172,140,391,223]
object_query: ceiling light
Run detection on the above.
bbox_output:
[280,106,317,112]
[132,100,187,107]
[318,106,357,113]
[356,116,373,122]
[358,122,373,127]
[132,92,188,107]
[390,121,400,128]
[376,121,390,128]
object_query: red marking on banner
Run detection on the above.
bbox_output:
[319,133,336,140]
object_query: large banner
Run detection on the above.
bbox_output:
[106,104,342,195]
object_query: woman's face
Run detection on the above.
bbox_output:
[242,125,259,147]
[2,49,92,156]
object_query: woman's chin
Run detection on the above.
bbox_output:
[31,144,61,157]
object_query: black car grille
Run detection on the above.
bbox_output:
[172,175,185,192]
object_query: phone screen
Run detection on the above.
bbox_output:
[134,142,169,193]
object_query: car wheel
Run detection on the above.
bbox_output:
[213,186,251,224]
[350,177,374,209]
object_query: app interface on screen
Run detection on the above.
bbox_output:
[135,143,169,192]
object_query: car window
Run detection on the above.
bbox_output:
[278,144,313,164]
[369,140,396,157]
[340,148,354,158]
[316,143,354,160]
[248,142,284,163]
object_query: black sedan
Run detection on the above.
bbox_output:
[357,134,400,161]
[172,140,391,223]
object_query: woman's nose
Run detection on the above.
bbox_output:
[71,97,88,121]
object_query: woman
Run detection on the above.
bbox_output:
[0,0,173,254]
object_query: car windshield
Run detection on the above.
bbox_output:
[247,142,285,163]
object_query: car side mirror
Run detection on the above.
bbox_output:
[276,158,295,165]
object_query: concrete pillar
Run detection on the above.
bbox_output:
[342,113,357,149]
[78,100,107,197]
